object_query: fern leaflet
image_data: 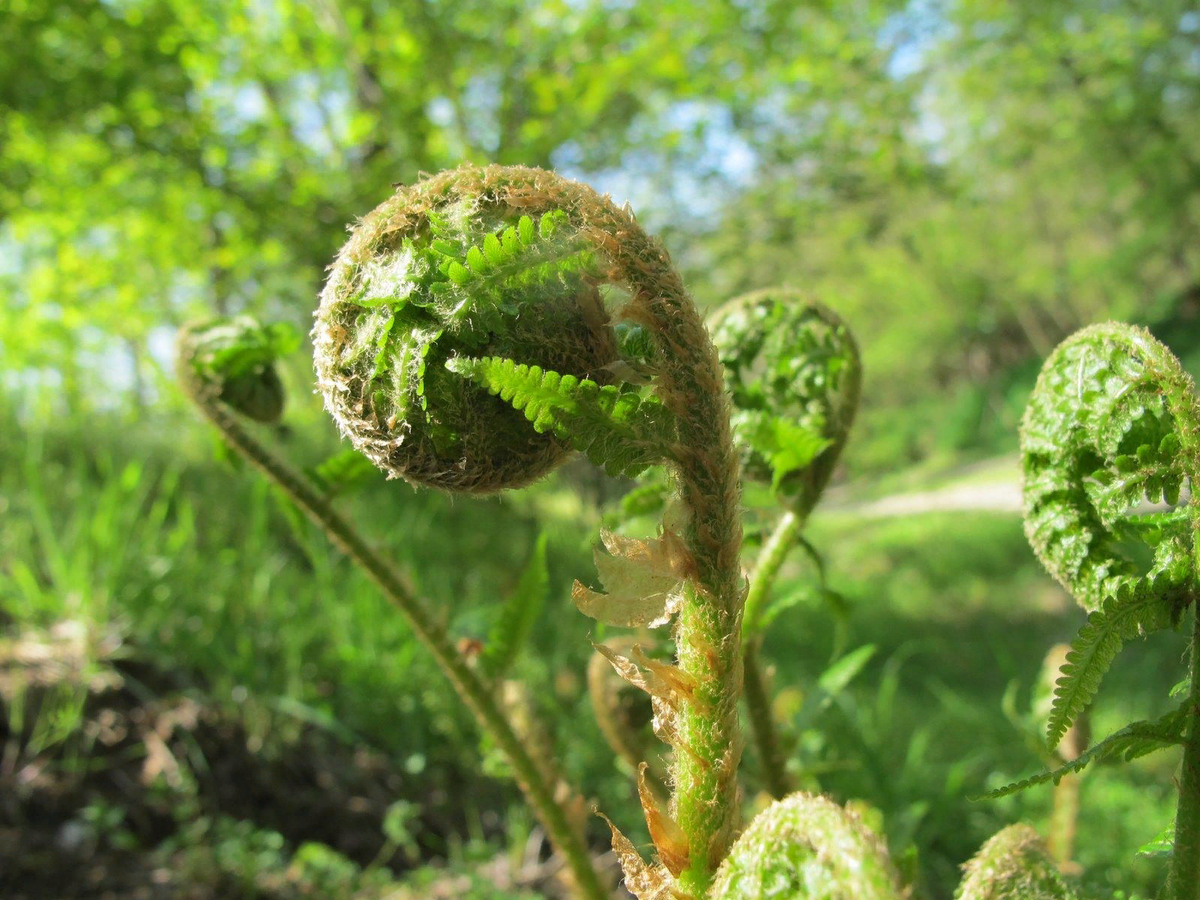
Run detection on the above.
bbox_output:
[1047,583,1177,749]
[480,533,549,680]
[446,356,677,477]
[981,702,1189,799]
[308,448,383,497]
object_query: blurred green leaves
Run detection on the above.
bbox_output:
[479,533,549,682]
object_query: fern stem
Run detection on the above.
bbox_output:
[636,282,745,897]
[180,380,608,900]
[1170,602,1200,900]
[741,509,805,800]
[1047,773,1081,867]
[528,171,748,896]
[743,509,805,638]
[742,647,789,801]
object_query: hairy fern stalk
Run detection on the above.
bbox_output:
[706,289,862,801]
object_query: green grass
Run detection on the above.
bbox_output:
[0,400,633,890]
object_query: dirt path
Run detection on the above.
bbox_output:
[834,479,1023,518]
[824,455,1023,518]
[825,452,1187,519]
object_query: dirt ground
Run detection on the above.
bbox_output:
[0,622,567,899]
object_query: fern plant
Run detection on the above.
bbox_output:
[178,166,1192,899]
[986,322,1200,900]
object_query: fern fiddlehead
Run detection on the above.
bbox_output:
[1020,323,1199,742]
[314,180,621,492]
[1017,322,1200,899]
[953,825,1079,900]
[312,164,745,898]
[178,315,297,423]
[708,288,861,514]
[1021,324,1197,614]
[707,792,904,900]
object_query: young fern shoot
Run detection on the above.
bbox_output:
[312,164,745,898]
[1002,322,1200,899]
[177,316,609,900]
[708,288,862,519]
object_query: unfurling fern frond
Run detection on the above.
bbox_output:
[954,824,1079,899]
[1046,581,1182,749]
[308,448,384,497]
[982,702,1190,800]
[313,169,622,493]
[1020,322,1200,749]
[178,317,301,423]
[708,793,904,900]
[1020,322,1200,612]
[446,356,677,478]
[708,288,861,512]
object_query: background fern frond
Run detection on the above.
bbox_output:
[707,289,861,512]
[480,533,549,681]
[307,448,384,498]
[617,476,670,521]
[447,356,677,478]
[982,702,1189,799]
[180,317,301,423]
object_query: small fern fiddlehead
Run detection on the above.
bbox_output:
[179,315,298,423]
[708,288,861,511]
[1021,322,1198,614]
[1020,322,1200,747]
[954,825,1078,900]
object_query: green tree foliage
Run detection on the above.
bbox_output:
[1,0,870,410]
[680,0,1199,469]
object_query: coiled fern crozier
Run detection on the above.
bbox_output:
[179,166,1198,899]
[315,166,745,897]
